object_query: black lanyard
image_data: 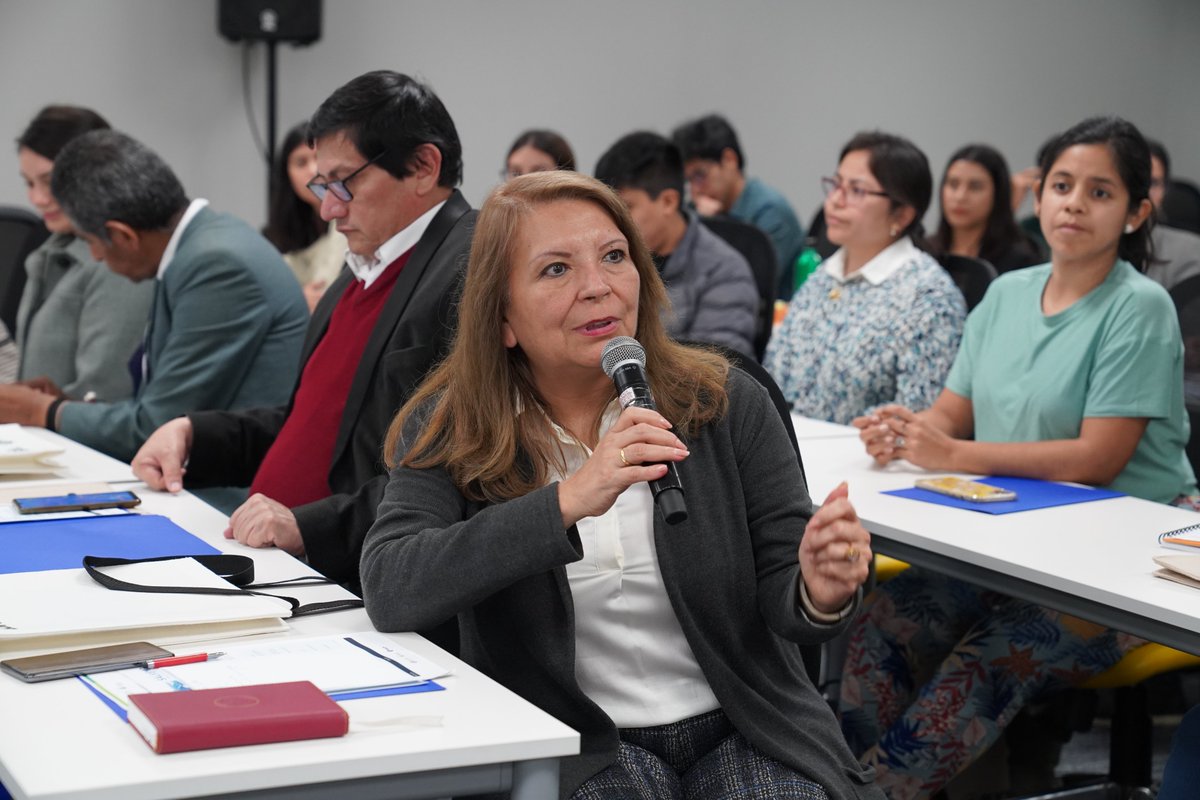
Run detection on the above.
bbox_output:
[81,554,364,618]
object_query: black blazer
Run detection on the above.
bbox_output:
[186,191,476,595]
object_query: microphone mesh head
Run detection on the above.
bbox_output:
[601,336,645,377]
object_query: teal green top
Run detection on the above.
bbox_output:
[945,259,1196,504]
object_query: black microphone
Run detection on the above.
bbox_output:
[600,336,687,524]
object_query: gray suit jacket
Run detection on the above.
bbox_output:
[361,369,880,800]
[58,207,308,461]
[17,233,153,400]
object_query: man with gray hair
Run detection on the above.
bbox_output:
[0,130,308,510]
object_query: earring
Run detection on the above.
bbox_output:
[1124,223,1134,234]
[890,226,899,237]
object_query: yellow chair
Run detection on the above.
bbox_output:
[1083,644,1200,691]
[873,554,910,583]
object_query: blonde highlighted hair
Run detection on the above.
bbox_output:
[385,171,729,501]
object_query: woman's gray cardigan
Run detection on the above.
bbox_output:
[361,368,881,799]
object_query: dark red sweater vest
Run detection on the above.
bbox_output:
[248,250,411,507]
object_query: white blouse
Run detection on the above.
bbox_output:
[548,403,720,728]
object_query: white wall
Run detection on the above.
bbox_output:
[0,0,1196,231]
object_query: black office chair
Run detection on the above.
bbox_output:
[685,341,818,685]
[804,207,838,260]
[704,343,804,486]
[0,206,49,336]
[940,254,998,311]
[1163,179,1200,235]
[698,215,778,362]
[1171,274,1200,478]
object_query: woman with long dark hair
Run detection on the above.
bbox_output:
[263,122,346,310]
[930,143,1041,272]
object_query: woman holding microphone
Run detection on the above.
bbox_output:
[361,171,880,800]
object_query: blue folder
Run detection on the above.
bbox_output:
[883,476,1122,515]
[0,514,219,574]
[81,677,445,722]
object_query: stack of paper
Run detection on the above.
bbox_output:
[0,424,64,475]
[83,632,450,719]
[1153,554,1200,590]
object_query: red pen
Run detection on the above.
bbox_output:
[141,652,225,669]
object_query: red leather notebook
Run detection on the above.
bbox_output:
[126,680,349,753]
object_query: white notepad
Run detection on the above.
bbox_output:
[0,423,65,475]
[0,559,291,657]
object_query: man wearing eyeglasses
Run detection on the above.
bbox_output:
[132,71,476,611]
[672,114,805,301]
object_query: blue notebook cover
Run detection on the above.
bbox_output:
[884,476,1122,515]
[80,677,444,722]
[0,514,220,574]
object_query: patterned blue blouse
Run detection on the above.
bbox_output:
[764,238,966,424]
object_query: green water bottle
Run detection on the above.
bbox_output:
[793,245,822,293]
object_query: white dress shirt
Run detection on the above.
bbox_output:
[156,198,209,279]
[345,200,446,289]
[822,235,921,285]
[548,403,720,728]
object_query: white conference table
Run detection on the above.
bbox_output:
[789,414,861,441]
[794,419,1200,657]
[0,465,578,799]
[2,427,137,486]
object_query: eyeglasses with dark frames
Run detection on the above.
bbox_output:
[820,176,891,205]
[307,149,389,203]
[684,164,713,184]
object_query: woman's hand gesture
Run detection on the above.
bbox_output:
[853,404,958,469]
[799,482,871,614]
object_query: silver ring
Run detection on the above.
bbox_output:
[895,436,906,449]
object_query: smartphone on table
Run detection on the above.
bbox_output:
[12,490,141,514]
[914,477,1017,503]
[1,641,172,682]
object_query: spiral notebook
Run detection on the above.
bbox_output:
[1157,521,1200,552]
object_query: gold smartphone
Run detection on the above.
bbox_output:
[915,477,1017,503]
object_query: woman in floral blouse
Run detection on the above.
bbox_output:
[764,131,965,424]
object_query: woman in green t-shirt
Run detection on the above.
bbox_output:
[839,115,1197,799]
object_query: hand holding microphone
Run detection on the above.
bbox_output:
[600,337,688,524]
[556,405,688,529]
[557,337,691,528]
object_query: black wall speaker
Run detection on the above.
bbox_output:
[218,0,322,45]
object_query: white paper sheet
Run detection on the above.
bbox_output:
[83,632,451,710]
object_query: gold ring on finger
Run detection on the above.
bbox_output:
[846,545,859,563]
[620,448,630,467]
